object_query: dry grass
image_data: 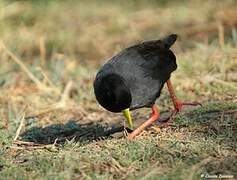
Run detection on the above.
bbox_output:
[0,0,236,179]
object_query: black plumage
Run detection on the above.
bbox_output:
[93,34,177,113]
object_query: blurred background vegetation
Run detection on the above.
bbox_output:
[0,0,236,179]
[1,0,237,62]
[0,0,236,116]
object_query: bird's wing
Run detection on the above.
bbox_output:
[105,34,178,109]
[108,45,176,108]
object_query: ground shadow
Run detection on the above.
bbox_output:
[20,102,237,145]
[20,120,131,144]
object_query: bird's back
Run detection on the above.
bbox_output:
[97,34,177,109]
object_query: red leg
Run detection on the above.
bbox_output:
[128,105,160,140]
[163,79,201,121]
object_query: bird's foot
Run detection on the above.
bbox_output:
[127,105,160,140]
[160,101,202,123]
[175,101,202,112]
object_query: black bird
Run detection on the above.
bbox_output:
[93,34,200,139]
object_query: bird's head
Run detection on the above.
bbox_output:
[94,73,133,129]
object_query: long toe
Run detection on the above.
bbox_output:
[158,109,178,123]
[177,101,202,111]
[159,101,202,124]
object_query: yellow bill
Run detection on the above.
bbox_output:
[122,108,133,129]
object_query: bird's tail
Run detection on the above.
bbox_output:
[161,34,177,49]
